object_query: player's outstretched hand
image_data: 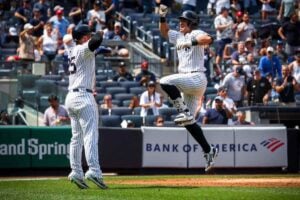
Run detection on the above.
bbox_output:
[159,4,168,17]
[176,41,192,50]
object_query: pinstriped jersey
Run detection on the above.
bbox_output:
[67,42,96,91]
[168,29,207,73]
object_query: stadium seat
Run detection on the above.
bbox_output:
[41,74,62,81]
[158,107,178,121]
[119,81,141,92]
[98,81,120,89]
[121,115,143,127]
[205,87,217,95]
[100,115,121,127]
[96,74,108,82]
[95,94,106,104]
[35,79,57,96]
[129,86,145,96]
[105,87,127,97]
[114,93,135,102]
[122,99,132,107]
[133,107,141,115]
[144,115,157,126]
[18,74,40,104]
[110,107,133,116]
[38,95,49,113]
[99,108,109,115]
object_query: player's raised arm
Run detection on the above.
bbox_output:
[159,4,169,39]
[88,31,103,51]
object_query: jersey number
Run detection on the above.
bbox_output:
[68,56,76,74]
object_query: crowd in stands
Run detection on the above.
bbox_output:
[0,0,300,127]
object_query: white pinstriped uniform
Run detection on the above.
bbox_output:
[159,29,208,114]
[65,41,102,179]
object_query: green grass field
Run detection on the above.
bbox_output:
[1,175,300,200]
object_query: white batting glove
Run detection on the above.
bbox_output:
[159,4,168,17]
[176,41,192,50]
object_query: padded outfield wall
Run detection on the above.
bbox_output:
[0,126,298,171]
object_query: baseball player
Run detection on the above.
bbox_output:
[159,6,218,172]
[65,24,108,189]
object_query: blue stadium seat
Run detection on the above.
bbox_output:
[144,115,157,126]
[119,81,141,92]
[114,93,135,102]
[133,107,141,115]
[105,87,127,97]
[100,115,121,127]
[110,107,133,116]
[129,86,145,96]
[121,115,143,127]
[98,81,120,89]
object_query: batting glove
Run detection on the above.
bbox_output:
[159,4,168,18]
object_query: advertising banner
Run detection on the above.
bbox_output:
[142,127,188,168]
[188,127,234,168]
[234,127,287,167]
[142,126,287,168]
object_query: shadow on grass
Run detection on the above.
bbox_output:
[109,185,199,190]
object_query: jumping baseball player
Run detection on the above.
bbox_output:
[65,24,108,189]
[159,6,218,172]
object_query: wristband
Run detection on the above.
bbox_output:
[160,17,166,23]
[191,38,198,46]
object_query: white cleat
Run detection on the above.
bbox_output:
[174,112,194,126]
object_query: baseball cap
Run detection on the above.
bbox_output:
[114,21,121,27]
[236,11,243,17]
[147,81,156,87]
[94,0,101,5]
[141,61,148,69]
[53,5,64,12]
[215,96,224,101]
[24,23,33,30]
[63,34,73,43]
[245,37,254,44]
[9,27,17,36]
[56,9,63,15]
[267,46,274,53]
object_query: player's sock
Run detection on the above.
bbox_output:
[185,123,211,153]
[160,84,181,100]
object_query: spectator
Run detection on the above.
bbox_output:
[258,46,282,79]
[155,115,165,127]
[277,0,297,23]
[1,27,19,48]
[0,109,11,125]
[49,7,69,37]
[288,51,300,84]
[128,95,140,110]
[139,81,163,117]
[260,0,276,20]
[112,61,133,81]
[202,96,232,125]
[69,1,85,25]
[19,23,35,62]
[135,60,157,86]
[278,12,300,56]
[223,42,238,63]
[100,94,117,109]
[14,0,32,27]
[230,0,241,17]
[87,0,106,32]
[38,22,59,74]
[245,37,258,57]
[214,7,234,71]
[215,0,230,16]
[108,21,129,57]
[235,13,256,42]
[275,40,288,64]
[233,111,254,125]
[33,0,50,21]
[231,41,249,66]
[195,96,207,123]
[243,53,258,79]
[242,0,257,14]
[103,0,119,23]
[222,65,246,107]
[246,69,272,106]
[212,86,237,115]
[29,6,45,37]
[275,65,300,104]
[43,95,69,126]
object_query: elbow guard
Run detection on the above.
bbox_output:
[88,32,103,51]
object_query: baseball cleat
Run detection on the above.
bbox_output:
[85,174,108,189]
[68,175,89,189]
[174,112,194,125]
[204,146,218,172]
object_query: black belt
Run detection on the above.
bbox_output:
[71,88,93,93]
[191,71,204,73]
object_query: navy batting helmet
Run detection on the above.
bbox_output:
[178,10,199,27]
[72,24,91,41]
